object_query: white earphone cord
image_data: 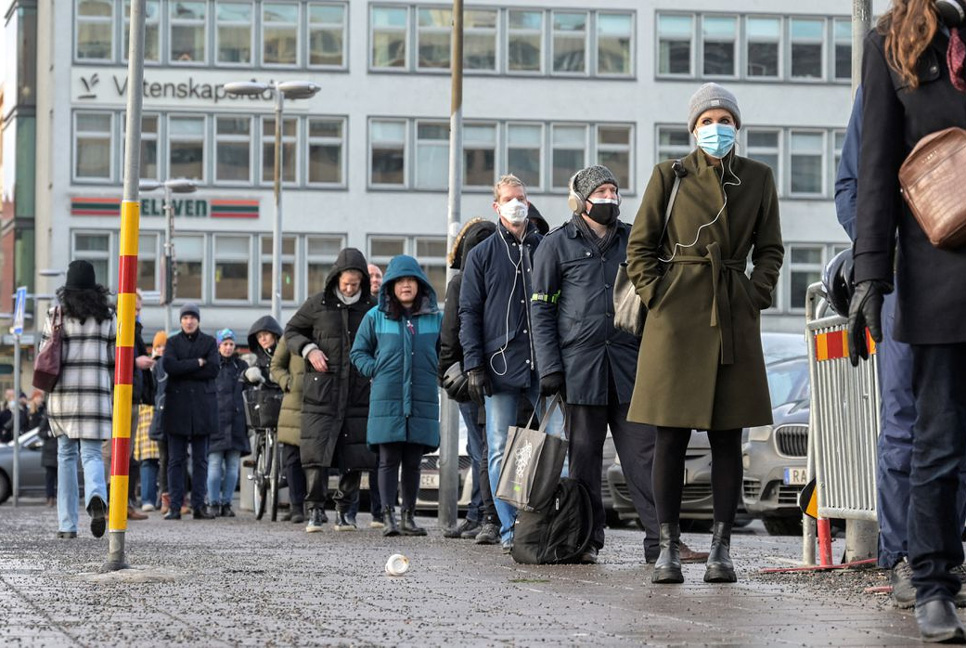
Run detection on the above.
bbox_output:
[489,229,524,377]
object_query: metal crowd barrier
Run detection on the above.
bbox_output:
[803,282,880,565]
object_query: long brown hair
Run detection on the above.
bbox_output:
[879,0,939,89]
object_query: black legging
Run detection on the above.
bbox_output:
[378,442,423,511]
[653,427,742,525]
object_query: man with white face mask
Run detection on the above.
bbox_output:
[459,174,545,552]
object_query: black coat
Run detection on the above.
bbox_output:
[211,354,250,454]
[245,315,283,386]
[162,330,219,437]
[855,29,966,344]
[148,360,167,441]
[284,248,376,470]
[531,218,641,405]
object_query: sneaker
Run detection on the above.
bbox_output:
[88,496,107,538]
[891,557,916,609]
[444,518,481,539]
[290,510,305,524]
[334,511,358,531]
[370,514,385,529]
[475,522,500,545]
[141,503,156,512]
[306,508,326,533]
[951,564,966,608]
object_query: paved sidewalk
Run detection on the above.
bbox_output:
[0,502,930,646]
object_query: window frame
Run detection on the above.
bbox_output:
[214,0,255,66]
[595,123,634,195]
[743,127,783,196]
[655,124,692,164]
[787,128,827,197]
[701,14,739,79]
[214,114,254,185]
[368,117,409,189]
[75,0,116,62]
[550,123,589,191]
[595,11,635,78]
[212,234,254,304]
[656,12,694,78]
[169,0,209,66]
[123,0,162,64]
[744,15,782,80]
[258,234,298,305]
[463,8,499,74]
[138,231,161,292]
[166,113,208,183]
[550,9,590,77]
[832,17,852,82]
[462,121,499,189]
[506,8,545,76]
[785,244,825,313]
[415,6,453,72]
[505,121,545,193]
[370,4,410,71]
[71,230,116,289]
[306,116,348,188]
[73,110,116,183]
[787,16,826,82]
[414,119,451,190]
[305,234,347,296]
[259,115,301,187]
[261,0,301,68]
[307,2,348,70]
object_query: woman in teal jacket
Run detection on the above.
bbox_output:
[351,255,441,537]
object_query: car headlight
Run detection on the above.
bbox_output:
[747,424,773,442]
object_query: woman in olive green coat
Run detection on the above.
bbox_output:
[626,83,783,585]
[269,336,308,523]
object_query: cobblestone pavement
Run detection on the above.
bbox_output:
[0,500,932,647]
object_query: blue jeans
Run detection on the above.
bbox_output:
[168,435,209,511]
[460,401,485,522]
[57,436,107,533]
[484,383,565,544]
[207,450,241,507]
[140,459,159,508]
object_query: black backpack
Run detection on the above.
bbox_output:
[511,478,593,565]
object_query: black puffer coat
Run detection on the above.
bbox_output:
[246,315,283,386]
[162,330,219,438]
[211,353,250,454]
[284,248,376,470]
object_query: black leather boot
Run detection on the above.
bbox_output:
[383,506,400,537]
[704,521,737,583]
[400,509,427,536]
[652,522,683,584]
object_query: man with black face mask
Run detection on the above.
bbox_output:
[530,164,661,565]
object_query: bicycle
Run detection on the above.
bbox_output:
[243,386,283,521]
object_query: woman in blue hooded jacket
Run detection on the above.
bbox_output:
[351,255,441,537]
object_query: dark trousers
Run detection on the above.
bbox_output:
[304,465,328,511]
[45,466,57,499]
[567,400,659,556]
[158,438,168,494]
[280,443,306,510]
[460,400,497,523]
[334,470,362,513]
[378,442,423,511]
[347,468,383,518]
[167,434,209,511]
[908,343,966,604]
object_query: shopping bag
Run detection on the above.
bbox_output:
[495,394,568,512]
[33,307,63,392]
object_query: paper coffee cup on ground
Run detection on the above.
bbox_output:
[385,554,410,576]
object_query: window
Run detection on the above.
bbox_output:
[262,117,298,184]
[172,234,204,301]
[597,13,633,76]
[260,236,296,303]
[216,1,253,64]
[371,6,408,69]
[122,113,159,179]
[370,119,407,186]
[657,14,692,75]
[170,1,207,63]
[833,18,851,80]
[464,9,497,71]
[789,130,825,195]
[307,118,345,186]
[464,124,497,188]
[416,237,447,302]
[169,115,205,180]
[417,7,451,70]
[306,235,345,294]
[308,3,346,67]
[139,233,159,292]
[415,121,449,190]
[745,129,780,188]
[124,1,160,63]
[507,9,543,73]
[552,11,587,74]
[77,0,113,60]
[73,232,112,287]
[597,125,632,191]
[746,16,780,78]
[263,2,299,66]
[790,18,824,80]
[702,16,736,77]
[214,235,250,301]
[551,125,587,188]
[656,126,691,163]
[788,246,823,311]
[75,112,114,180]
[215,116,252,183]
[833,128,846,189]
[506,123,543,191]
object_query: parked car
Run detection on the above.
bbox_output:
[0,428,49,504]
[415,413,474,512]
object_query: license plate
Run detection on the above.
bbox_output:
[419,473,439,489]
[783,467,808,486]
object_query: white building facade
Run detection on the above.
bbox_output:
[21,0,889,341]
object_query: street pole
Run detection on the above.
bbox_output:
[104,0,146,572]
[163,187,173,334]
[852,0,871,98]
[438,0,464,532]
[12,334,21,507]
[272,85,284,324]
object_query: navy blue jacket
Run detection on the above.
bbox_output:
[834,85,863,242]
[531,218,640,405]
[458,221,542,392]
[211,354,250,454]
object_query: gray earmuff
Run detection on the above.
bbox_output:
[938,0,966,27]
[567,174,585,215]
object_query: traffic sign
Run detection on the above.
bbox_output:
[12,286,27,336]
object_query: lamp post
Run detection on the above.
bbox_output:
[140,178,197,333]
[224,80,320,323]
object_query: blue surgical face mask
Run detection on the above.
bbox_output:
[695,123,737,159]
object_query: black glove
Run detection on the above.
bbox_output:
[467,368,490,406]
[847,280,890,367]
[540,372,566,398]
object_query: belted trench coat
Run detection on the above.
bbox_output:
[626,149,784,431]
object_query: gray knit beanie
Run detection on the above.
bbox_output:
[573,165,619,200]
[179,302,201,320]
[687,83,741,132]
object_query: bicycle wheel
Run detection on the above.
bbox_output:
[268,430,281,522]
[252,432,269,521]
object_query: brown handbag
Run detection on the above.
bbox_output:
[899,127,966,249]
[33,307,64,392]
